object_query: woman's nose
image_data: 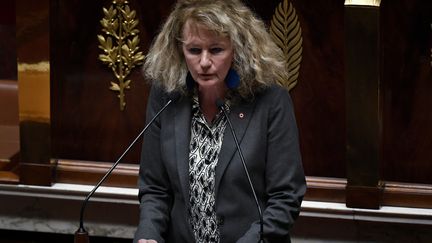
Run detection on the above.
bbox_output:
[200,52,212,68]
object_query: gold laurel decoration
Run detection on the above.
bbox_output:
[270,0,303,91]
[97,0,145,111]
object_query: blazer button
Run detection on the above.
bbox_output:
[217,216,224,226]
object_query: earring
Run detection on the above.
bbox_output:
[225,68,240,89]
[186,72,195,90]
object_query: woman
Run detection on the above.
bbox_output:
[134,0,306,242]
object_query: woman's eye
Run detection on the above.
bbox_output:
[210,48,223,54]
[188,48,201,54]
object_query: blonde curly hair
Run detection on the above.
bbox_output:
[144,0,288,99]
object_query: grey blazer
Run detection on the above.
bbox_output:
[134,84,306,243]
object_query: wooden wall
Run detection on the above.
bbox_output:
[0,0,17,80]
[0,0,431,208]
[381,0,432,185]
[0,0,19,183]
[49,0,347,178]
[50,0,150,164]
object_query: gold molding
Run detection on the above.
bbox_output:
[18,61,50,72]
[97,0,145,111]
[270,0,303,91]
[18,61,50,122]
[344,0,381,7]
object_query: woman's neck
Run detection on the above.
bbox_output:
[198,85,227,124]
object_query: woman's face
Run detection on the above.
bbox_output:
[182,20,234,90]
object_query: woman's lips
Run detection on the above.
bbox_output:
[198,74,214,80]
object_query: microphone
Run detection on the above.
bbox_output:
[74,93,179,243]
[216,99,264,243]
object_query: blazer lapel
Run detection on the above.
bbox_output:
[215,100,255,196]
[174,97,192,201]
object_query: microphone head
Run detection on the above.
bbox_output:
[215,98,225,109]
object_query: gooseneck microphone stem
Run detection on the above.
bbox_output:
[75,98,175,243]
[216,99,264,243]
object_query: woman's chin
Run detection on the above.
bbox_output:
[197,80,223,89]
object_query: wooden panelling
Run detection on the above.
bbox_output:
[54,158,432,208]
[0,0,17,80]
[55,159,138,188]
[1,0,432,211]
[381,0,432,184]
[0,80,19,166]
[50,0,158,164]
[19,163,54,186]
[50,0,347,178]
[276,0,346,178]
[304,176,346,203]
[382,181,432,208]
[16,0,50,63]
[306,177,432,209]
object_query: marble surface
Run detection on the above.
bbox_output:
[0,183,139,239]
[0,183,432,242]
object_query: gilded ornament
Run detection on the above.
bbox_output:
[97,0,145,111]
[270,0,303,91]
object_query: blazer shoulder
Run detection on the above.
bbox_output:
[257,84,293,107]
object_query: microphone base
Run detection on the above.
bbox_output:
[74,228,89,243]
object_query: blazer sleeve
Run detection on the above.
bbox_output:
[237,87,307,242]
[134,86,172,243]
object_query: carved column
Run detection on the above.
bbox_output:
[345,0,383,209]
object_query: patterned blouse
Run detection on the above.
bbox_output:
[188,96,228,243]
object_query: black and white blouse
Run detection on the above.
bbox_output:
[188,96,228,243]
